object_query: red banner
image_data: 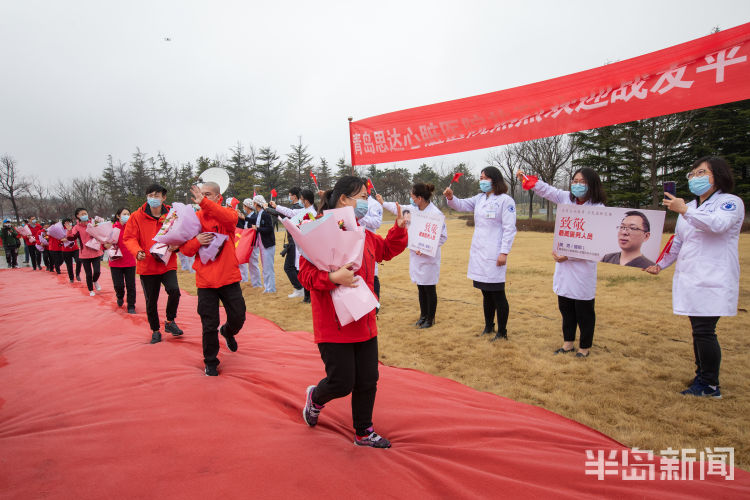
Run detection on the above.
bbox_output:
[350,23,750,165]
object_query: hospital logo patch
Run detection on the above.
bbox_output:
[508,205,515,213]
[720,201,737,211]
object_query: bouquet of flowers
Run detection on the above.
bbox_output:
[198,232,229,265]
[150,203,202,264]
[17,225,34,243]
[85,220,119,251]
[282,206,378,326]
[46,222,67,240]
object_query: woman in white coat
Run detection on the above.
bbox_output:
[516,167,607,358]
[444,167,516,341]
[645,156,745,399]
[380,183,448,329]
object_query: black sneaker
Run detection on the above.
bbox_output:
[76,275,81,282]
[205,366,218,376]
[220,325,238,352]
[117,298,124,307]
[479,325,494,336]
[419,318,434,329]
[414,316,426,327]
[354,431,391,448]
[127,306,136,314]
[150,331,162,344]
[302,297,311,304]
[302,385,323,426]
[165,321,183,336]
[490,333,508,342]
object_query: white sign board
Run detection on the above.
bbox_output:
[407,209,445,258]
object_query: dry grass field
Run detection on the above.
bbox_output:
[177,215,750,469]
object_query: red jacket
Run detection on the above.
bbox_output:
[180,197,241,288]
[109,220,136,268]
[68,222,103,259]
[122,203,177,275]
[298,222,407,344]
[48,235,62,252]
[25,224,43,245]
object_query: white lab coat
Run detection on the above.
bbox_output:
[360,197,384,276]
[276,203,317,269]
[532,180,602,301]
[658,191,744,317]
[447,192,516,283]
[383,201,447,285]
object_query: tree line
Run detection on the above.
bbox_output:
[1,99,747,223]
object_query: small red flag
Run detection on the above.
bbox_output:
[521,174,538,190]
[656,234,675,264]
[366,178,375,195]
[271,188,278,198]
[309,171,318,186]
[451,172,464,184]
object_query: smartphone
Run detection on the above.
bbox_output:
[663,181,676,197]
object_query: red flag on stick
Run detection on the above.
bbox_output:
[450,172,463,185]
[310,171,319,190]
[521,174,538,190]
[656,234,675,264]
[270,188,278,198]
[366,178,376,195]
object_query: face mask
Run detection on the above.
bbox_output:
[120,215,130,224]
[410,199,418,207]
[570,184,588,199]
[479,180,492,193]
[688,176,712,196]
[146,197,162,208]
[30,220,37,225]
[354,199,369,219]
[79,215,89,222]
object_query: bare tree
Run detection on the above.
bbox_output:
[0,155,30,222]
[515,135,577,220]
[487,146,521,198]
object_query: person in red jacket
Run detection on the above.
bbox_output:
[180,183,246,376]
[66,208,104,296]
[122,184,183,344]
[298,176,408,448]
[106,208,137,314]
[26,217,43,270]
[47,226,63,274]
[60,219,81,283]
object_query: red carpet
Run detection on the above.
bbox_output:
[1,267,748,499]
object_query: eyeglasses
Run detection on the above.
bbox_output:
[686,169,710,180]
[347,194,368,201]
[616,225,646,233]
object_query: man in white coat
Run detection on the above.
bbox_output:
[646,156,745,399]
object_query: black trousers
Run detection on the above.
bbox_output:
[110,266,136,307]
[417,284,437,320]
[4,246,19,267]
[284,240,302,290]
[42,249,53,271]
[28,245,42,270]
[80,257,101,291]
[311,337,379,435]
[197,282,247,369]
[23,243,29,263]
[51,250,63,274]
[557,295,596,349]
[689,316,721,387]
[140,270,181,332]
[72,250,81,278]
[373,275,381,300]
[481,286,509,335]
[62,251,77,281]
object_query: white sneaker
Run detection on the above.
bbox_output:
[94,282,102,291]
[89,291,96,297]
[288,288,304,298]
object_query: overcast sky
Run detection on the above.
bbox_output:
[1,0,749,185]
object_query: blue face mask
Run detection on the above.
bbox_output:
[479,180,492,193]
[146,197,162,208]
[354,199,369,219]
[410,198,418,207]
[120,215,130,224]
[79,215,89,222]
[570,184,588,199]
[688,176,712,196]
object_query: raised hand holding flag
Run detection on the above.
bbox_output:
[516,170,538,190]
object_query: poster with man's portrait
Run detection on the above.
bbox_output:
[552,205,666,269]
